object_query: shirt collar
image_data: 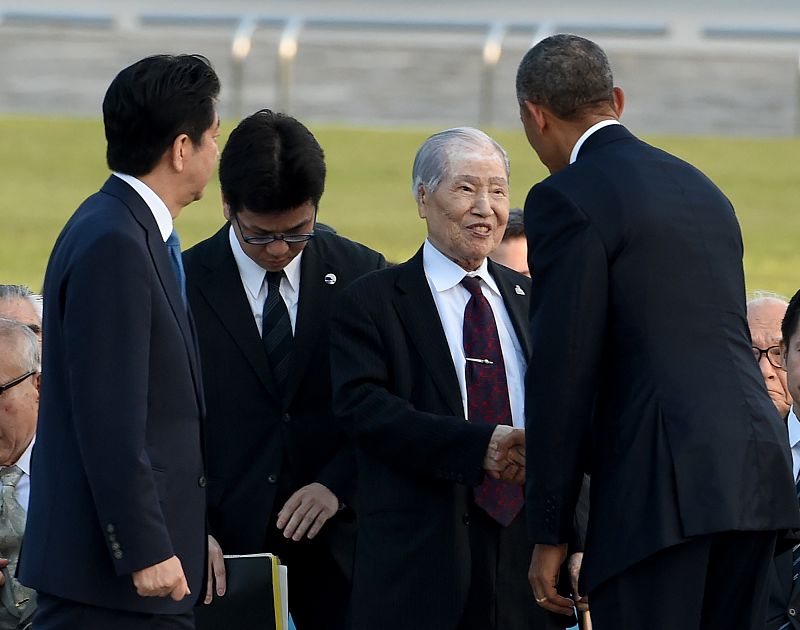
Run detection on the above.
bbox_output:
[14,436,34,476]
[228,224,304,299]
[789,407,800,449]
[422,239,500,296]
[569,119,622,165]
[113,172,173,242]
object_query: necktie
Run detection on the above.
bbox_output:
[262,271,293,393]
[793,474,800,581]
[461,275,524,526]
[0,465,33,608]
[166,229,187,305]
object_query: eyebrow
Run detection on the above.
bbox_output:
[452,175,508,186]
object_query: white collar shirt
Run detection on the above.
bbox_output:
[113,172,173,242]
[788,407,800,482]
[569,119,621,165]
[422,239,527,427]
[228,225,303,335]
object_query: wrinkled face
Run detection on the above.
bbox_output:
[490,235,530,277]
[186,113,221,203]
[418,148,509,271]
[748,300,791,418]
[0,348,38,465]
[225,200,316,273]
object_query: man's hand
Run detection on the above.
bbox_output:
[204,535,227,604]
[132,555,190,601]
[528,543,574,616]
[276,482,339,541]
[567,552,588,612]
[483,426,526,484]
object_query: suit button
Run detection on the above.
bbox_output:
[198,476,207,488]
[790,608,797,617]
[106,524,115,534]
[113,551,123,560]
[111,543,120,551]
[283,413,291,423]
[268,474,278,484]
[462,513,470,526]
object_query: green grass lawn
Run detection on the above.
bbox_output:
[1,116,798,297]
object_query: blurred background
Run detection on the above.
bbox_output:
[1,0,799,292]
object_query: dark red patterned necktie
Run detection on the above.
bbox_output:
[461,275,524,527]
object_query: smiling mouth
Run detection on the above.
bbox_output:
[467,224,492,236]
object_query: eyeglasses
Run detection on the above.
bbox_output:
[752,345,784,369]
[233,214,316,246]
[0,370,35,396]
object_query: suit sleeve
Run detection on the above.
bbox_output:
[330,281,495,486]
[524,183,608,544]
[63,230,174,575]
[314,250,390,504]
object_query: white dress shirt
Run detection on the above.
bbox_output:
[569,119,621,165]
[113,172,173,243]
[788,407,800,482]
[4,436,34,513]
[423,240,527,428]
[228,225,303,335]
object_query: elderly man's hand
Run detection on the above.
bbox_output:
[568,552,588,612]
[276,483,339,541]
[204,535,227,604]
[483,426,526,484]
[529,543,575,616]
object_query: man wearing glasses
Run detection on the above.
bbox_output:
[747,293,792,420]
[0,318,40,629]
[183,110,385,629]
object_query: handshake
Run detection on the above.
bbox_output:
[483,425,526,485]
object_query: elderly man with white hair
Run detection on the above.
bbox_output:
[747,292,792,419]
[0,286,42,350]
[0,318,40,629]
[330,127,573,630]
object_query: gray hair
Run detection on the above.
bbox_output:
[411,127,510,201]
[0,284,43,322]
[516,34,614,120]
[747,290,790,309]
[0,317,39,374]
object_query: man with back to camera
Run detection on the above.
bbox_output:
[19,54,220,629]
[182,109,385,629]
[517,34,799,629]
[329,127,575,630]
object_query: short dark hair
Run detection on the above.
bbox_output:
[782,289,800,345]
[219,109,326,215]
[516,34,614,120]
[503,208,525,240]
[103,54,220,176]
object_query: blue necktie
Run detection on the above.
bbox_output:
[166,229,187,305]
[262,271,293,393]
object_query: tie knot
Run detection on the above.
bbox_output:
[461,275,483,298]
[166,229,181,249]
[0,465,22,487]
[266,271,283,290]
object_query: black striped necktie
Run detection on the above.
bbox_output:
[793,474,800,582]
[262,271,293,392]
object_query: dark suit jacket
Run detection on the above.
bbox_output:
[767,549,800,629]
[182,226,385,554]
[523,124,800,593]
[331,249,542,630]
[20,175,207,614]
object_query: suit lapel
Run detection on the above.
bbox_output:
[394,249,464,418]
[489,260,532,359]
[193,226,283,404]
[283,240,334,405]
[101,176,204,405]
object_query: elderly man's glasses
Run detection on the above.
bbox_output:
[0,371,35,396]
[752,345,784,369]
[233,214,316,246]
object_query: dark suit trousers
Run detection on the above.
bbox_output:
[264,517,350,630]
[457,508,569,630]
[590,531,777,630]
[34,592,195,630]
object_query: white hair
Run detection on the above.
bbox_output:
[411,127,510,202]
[0,317,39,374]
[747,290,789,309]
[0,285,42,322]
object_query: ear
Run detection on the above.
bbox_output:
[222,196,231,222]
[32,372,41,394]
[416,185,427,219]
[522,100,548,133]
[612,87,625,118]
[170,133,192,173]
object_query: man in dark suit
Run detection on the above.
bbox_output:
[183,110,384,630]
[330,127,571,630]
[767,291,800,629]
[518,35,800,630]
[19,54,220,629]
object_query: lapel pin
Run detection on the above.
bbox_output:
[324,273,337,285]
[514,284,525,295]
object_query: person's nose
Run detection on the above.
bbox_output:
[265,239,290,256]
[472,193,492,217]
[758,355,777,380]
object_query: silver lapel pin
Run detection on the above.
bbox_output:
[324,273,337,285]
[514,284,525,295]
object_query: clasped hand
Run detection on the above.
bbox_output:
[483,425,525,484]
